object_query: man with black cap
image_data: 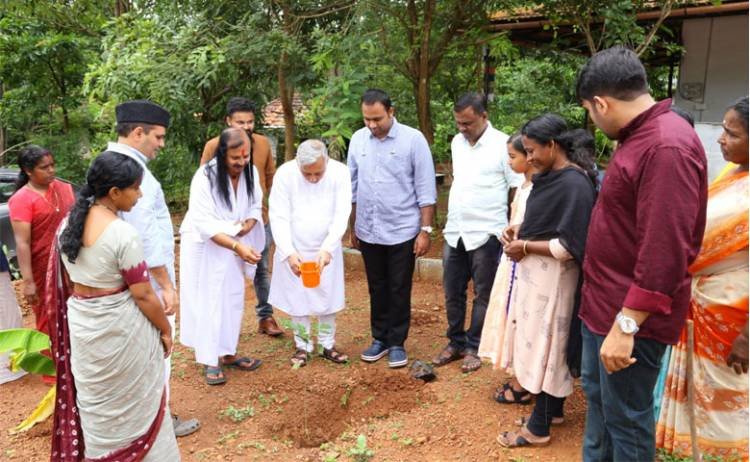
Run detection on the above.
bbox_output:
[108,99,201,438]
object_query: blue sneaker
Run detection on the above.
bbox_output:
[361,340,389,362]
[388,346,408,368]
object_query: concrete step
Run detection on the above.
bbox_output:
[343,247,443,283]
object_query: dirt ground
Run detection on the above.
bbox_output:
[1,268,585,462]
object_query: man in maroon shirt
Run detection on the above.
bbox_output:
[576,46,707,461]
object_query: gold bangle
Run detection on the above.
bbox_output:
[522,240,529,256]
[232,241,238,252]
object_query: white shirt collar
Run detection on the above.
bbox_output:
[106,141,149,164]
[459,120,493,148]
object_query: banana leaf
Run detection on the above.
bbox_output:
[9,385,56,434]
[0,328,55,376]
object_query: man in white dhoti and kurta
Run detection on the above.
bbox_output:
[269,139,352,367]
[180,128,265,385]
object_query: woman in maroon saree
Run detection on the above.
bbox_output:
[8,145,74,335]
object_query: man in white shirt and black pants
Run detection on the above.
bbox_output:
[433,92,523,373]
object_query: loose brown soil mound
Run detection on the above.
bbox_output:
[263,368,435,447]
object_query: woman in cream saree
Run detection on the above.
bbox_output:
[48,152,179,461]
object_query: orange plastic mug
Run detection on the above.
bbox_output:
[300,261,320,288]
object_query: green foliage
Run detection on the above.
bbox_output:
[540,0,678,55]
[0,2,106,182]
[0,0,679,190]
[298,30,370,160]
[0,328,55,376]
[347,434,374,462]
[492,51,586,134]
[220,404,255,423]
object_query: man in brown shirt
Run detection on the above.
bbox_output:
[200,97,282,336]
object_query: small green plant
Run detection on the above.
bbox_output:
[220,404,255,423]
[509,457,530,462]
[398,437,414,446]
[217,430,240,445]
[238,441,267,452]
[347,434,374,462]
[257,393,272,408]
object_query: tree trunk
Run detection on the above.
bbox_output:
[61,106,70,134]
[114,0,130,16]
[60,76,69,134]
[415,77,434,145]
[278,52,296,161]
[0,82,5,159]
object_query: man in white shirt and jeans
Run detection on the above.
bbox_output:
[433,92,523,373]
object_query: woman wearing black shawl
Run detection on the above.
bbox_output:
[497,114,597,448]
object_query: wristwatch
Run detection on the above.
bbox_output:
[420,226,433,234]
[616,312,639,335]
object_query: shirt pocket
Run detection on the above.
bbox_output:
[380,151,412,183]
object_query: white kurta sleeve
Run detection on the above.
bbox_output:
[320,166,352,254]
[188,167,242,240]
[120,174,169,269]
[269,168,297,261]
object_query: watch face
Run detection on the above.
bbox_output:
[619,317,637,334]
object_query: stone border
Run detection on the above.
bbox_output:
[343,247,443,283]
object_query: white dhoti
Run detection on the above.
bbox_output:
[268,159,352,349]
[179,162,265,367]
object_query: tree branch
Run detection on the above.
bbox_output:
[293,0,355,20]
[636,0,674,56]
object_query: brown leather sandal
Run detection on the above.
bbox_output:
[497,427,551,448]
[290,349,309,368]
[321,347,349,364]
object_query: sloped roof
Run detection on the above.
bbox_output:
[261,94,306,129]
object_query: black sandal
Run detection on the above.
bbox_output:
[493,382,532,405]
[291,349,309,368]
[204,366,227,386]
[432,344,464,367]
[461,352,482,373]
[223,355,262,371]
[321,347,349,364]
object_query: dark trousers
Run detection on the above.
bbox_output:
[359,238,416,348]
[443,236,501,351]
[581,323,667,462]
[527,393,565,437]
[254,223,273,319]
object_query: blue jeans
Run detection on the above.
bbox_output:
[581,323,666,462]
[254,223,273,319]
